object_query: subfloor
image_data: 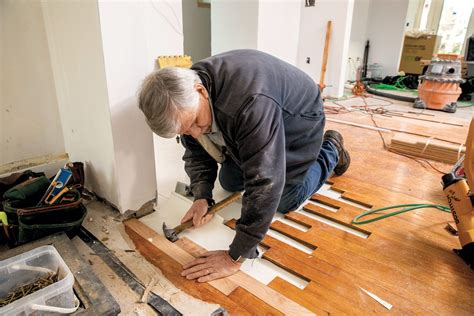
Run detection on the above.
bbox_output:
[68,95,474,314]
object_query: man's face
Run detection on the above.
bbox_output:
[178,85,212,139]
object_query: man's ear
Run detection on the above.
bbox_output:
[195,83,209,99]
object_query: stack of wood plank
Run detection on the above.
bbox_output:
[388,134,465,164]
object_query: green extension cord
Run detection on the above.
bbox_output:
[351,204,451,225]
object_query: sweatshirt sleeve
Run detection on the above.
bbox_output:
[228,95,285,259]
[181,135,218,202]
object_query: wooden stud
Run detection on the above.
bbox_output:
[319,20,332,90]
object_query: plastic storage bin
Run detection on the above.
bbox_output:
[367,63,383,80]
[0,245,77,315]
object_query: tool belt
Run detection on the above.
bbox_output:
[1,169,87,246]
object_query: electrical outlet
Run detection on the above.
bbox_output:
[306,57,311,64]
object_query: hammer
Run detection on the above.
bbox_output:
[162,192,241,242]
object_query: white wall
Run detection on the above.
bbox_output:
[211,0,259,55]
[366,0,409,76]
[297,0,354,97]
[148,1,189,203]
[1,0,65,165]
[346,0,410,80]
[425,0,444,33]
[462,8,474,56]
[257,0,301,65]
[347,0,370,81]
[183,0,211,62]
[348,0,369,62]
[405,0,423,31]
[211,0,301,66]
[41,0,120,207]
[98,0,186,211]
[211,0,353,97]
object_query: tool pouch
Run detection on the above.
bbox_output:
[0,170,45,198]
[66,162,85,193]
[2,177,87,245]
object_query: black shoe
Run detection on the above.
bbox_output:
[324,130,350,176]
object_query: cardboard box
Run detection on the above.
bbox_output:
[399,35,441,74]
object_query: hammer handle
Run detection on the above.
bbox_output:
[175,192,241,234]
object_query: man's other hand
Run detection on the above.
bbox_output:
[181,199,212,227]
[181,250,241,282]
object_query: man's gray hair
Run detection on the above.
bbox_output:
[138,67,201,138]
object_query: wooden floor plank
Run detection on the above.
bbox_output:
[227,219,418,314]
[263,248,370,315]
[325,112,457,204]
[124,218,238,295]
[125,221,314,315]
[232,213,474,315]
[283,212,472,283]
[304,198,464,258]
[124,219,250,315]
[313,192,452,225]
[268,278,331,316]
[305,193,472,273]
[261,233,428,315]
[227,287,284,316]
[296,201,474,313]
[175,237,314,315]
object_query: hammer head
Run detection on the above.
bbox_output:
[162,222,179,242]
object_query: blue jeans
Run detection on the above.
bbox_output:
[219,140,339,213]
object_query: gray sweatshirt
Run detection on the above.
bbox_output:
[182,49,325,259]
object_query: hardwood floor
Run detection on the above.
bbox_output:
[126,96,474,315]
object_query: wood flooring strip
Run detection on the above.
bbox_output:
[176,237,314,315]
[226,219,405,314]
[313,247,472,315]
[284,211,471,281]
[328,110,467,144]
[265,227,468,315]
[267,278,333,316]
[325,121,450,204]
[124,219,250,315]
[260,235,417,315]
[228,270,314,315]
[339,191,374,208]
[227,287,284,316]
[294,204,474,313]
[300,202,474,301]
[124,219,238,295]
[305,197,460,252]
[124,220,313,315]
[314,191,452,224]
[274,215,474,304]
[229,217,471,314]
[331,178,456,226]
[263,248,364,315]
[305,193,470,266]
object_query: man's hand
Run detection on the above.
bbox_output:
[181,250,242,282]
[181,199,212,227]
